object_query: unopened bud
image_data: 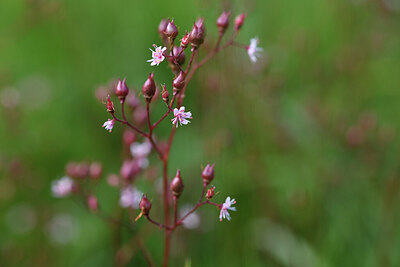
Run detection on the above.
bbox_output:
[115,78,129,101]
[180,32,189,48]
[87,195,99,212]
[206,185,216,200]
[172,71,186,94]
[139,194,152,215]
[106,95,114,113]
[76,163,90,179]
[170,169,184,198]
[234,13,246,31]
[158,19,168,38]
[165,19,178,39]
[142,73,156,102]
[189,19,205,48]
[169,46,185,65]
[89,162,102,179]
[65,162,78,178]
[217,11,230,34]
[162,84,169,103]
[201,163,215,185]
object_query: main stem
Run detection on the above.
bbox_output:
[162,158,170,267]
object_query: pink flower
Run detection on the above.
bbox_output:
[119,187,143,209]
[147,44,166,66]
[102,119,115,132]
[219,196,236,221]
[171,106,192,128]
[247,37,263,63]
[52,176,74,198]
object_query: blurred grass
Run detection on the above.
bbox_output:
[1,0,400,266]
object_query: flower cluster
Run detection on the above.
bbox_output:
[50,10,263,266]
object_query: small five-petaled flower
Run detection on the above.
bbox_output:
[147,44,167,66]
[247,37,263,63]
[102,119,115,132]
[219,196,236,221]
[171,106,192,127]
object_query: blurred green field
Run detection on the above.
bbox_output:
[1,0,400,266]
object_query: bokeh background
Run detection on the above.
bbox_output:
[1,0,400,266]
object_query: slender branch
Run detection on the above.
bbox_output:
[145,215,170,230]
[146,102,153,135]
[173,196,178,225]
[152,94,177,129]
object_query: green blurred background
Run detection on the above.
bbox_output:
[1,0,400,266]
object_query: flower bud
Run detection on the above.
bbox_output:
[206,185,216,200]
[87,195,99,212]
[234,13,246,31]
[201,163,215,185]
[217,11,230,34]
[180,32,189,48]
[65,162,78,178]
[89,162,102,179]
[158,19,168,38]
[139,194,152,215]
[170,169,184,198]
[76,163,90,179]
[115,78,129,101]
[165,19,178,39]
[161,84,169,103]
[189,19,205,48]
[172,71,186,94]
[106,95,114,113]
[169,46,185,65]
[142,73,156,102]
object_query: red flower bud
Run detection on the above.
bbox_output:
[172,71,186,94]
[89,162,102,179]
[206,185,216,200]
[115,78,129,100]
[87,195,99,212]
[139,194,152,215]
[169,46,185,65]
[142,73,156,102]
[234,13,246,31]
[180,32,189,48]
[158,19,168,38]
[165,19,178,39]
[170,169,184,198]
[217,11,230,34]
[189,19,205,48]
[161,84,169,103]
[201,163,215,185]
[106,95,114,113]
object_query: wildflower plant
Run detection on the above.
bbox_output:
[52,12,259,266]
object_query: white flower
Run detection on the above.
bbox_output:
[119,187,143,209]
[247,37,263,63]
[52,176,74,198]
[219,196,236,221]
[147,44,167,66]
[171,106,192,128]
[102,119,115,132]
[130,141,152,158]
